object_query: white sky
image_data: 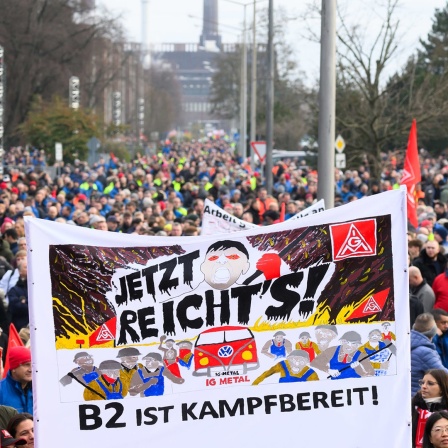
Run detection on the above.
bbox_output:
[98,0,447,84]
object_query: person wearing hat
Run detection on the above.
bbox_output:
[314,324,339,352]
[381,321,396,342]
[311,331,374,380]
[261,331,293,360]
[89,215,107,231]
[59,352,99,400]
[434,224,448,249]
[116,347,143,393]
[411,313,448,396]
[253,350,319,385]
[360,329,396,377]
[84,360,127,401]
[158,335,182,378]
[295,331,320,362]
[129,352,184,397]
[0,428,26,446]
[0,347,33,413]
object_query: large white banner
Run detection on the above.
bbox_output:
[26,189,410,448]
[201,198,325,235]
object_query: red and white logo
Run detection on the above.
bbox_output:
[96,324,114,342]
[401,166,415,185]
[362,296,381,313]
[330,219,377,261]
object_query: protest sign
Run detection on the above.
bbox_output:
[201,198,325,235]
[201,199,257,235]
[26,189,410,447]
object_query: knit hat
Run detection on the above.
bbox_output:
[9,346,31,370]
[434,224,448,241]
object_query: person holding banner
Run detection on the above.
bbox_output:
[412,369,448,448]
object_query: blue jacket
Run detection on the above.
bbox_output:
[411,330,448,396]
[0,372,33,414]
[433,332,448,369]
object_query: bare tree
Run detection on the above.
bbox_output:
[0,0,127,144]
[335,0,448,178]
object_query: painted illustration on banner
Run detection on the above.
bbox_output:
[51,215,396,402]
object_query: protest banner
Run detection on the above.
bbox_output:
[201,199,257,234]
[26,189,410,447]
[289,198,325,221]
[201,198,325,235]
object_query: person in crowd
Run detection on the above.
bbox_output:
[3,229,18,256]
[0,347,33,414]
[0,405,17,430]
[422,410,448,448]
[411,313,448,396]
[409,266,436,312]
[8,260,28,331]
[412,369,448,448]
[6,413,33,448]
[432,309,448,368]
[433,269,448,312]
[413,241,447,287]
[0,251,26,305]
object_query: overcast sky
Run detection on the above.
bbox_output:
[97,0,447,84]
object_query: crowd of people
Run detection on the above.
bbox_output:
[0,141,446,446]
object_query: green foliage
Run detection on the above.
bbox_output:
[18,96,101,163]
[100,141,132,163]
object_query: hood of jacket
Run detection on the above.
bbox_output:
[411,329,436,351]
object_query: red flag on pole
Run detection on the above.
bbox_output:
[400,120,421,228]
[3,323,24,378]
[280,202,286,222]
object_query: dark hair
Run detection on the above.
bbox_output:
[4,228,18,240]
[423,411,448,448]
[206,240,249,258]
[432,309,448,322]
[424,369,448,400]
[7,412,33,438]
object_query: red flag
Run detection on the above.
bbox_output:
[346,288,390,321]
[400,120,421,227]
[280,202,286,222]
[3,323,24,378]
[89,317,116,347]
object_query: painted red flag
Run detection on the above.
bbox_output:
[346,288,390,321]
[3,323,24,378]
[400,120,421,228]
[89,317,116,347]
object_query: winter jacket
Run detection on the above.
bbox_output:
[413,250,447,287]
[0,372,33,414]
[410,330,448,396]
[411,280,435,312]
[8,278,28,331]
[411,392,448,448]
[433,331,448,369]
